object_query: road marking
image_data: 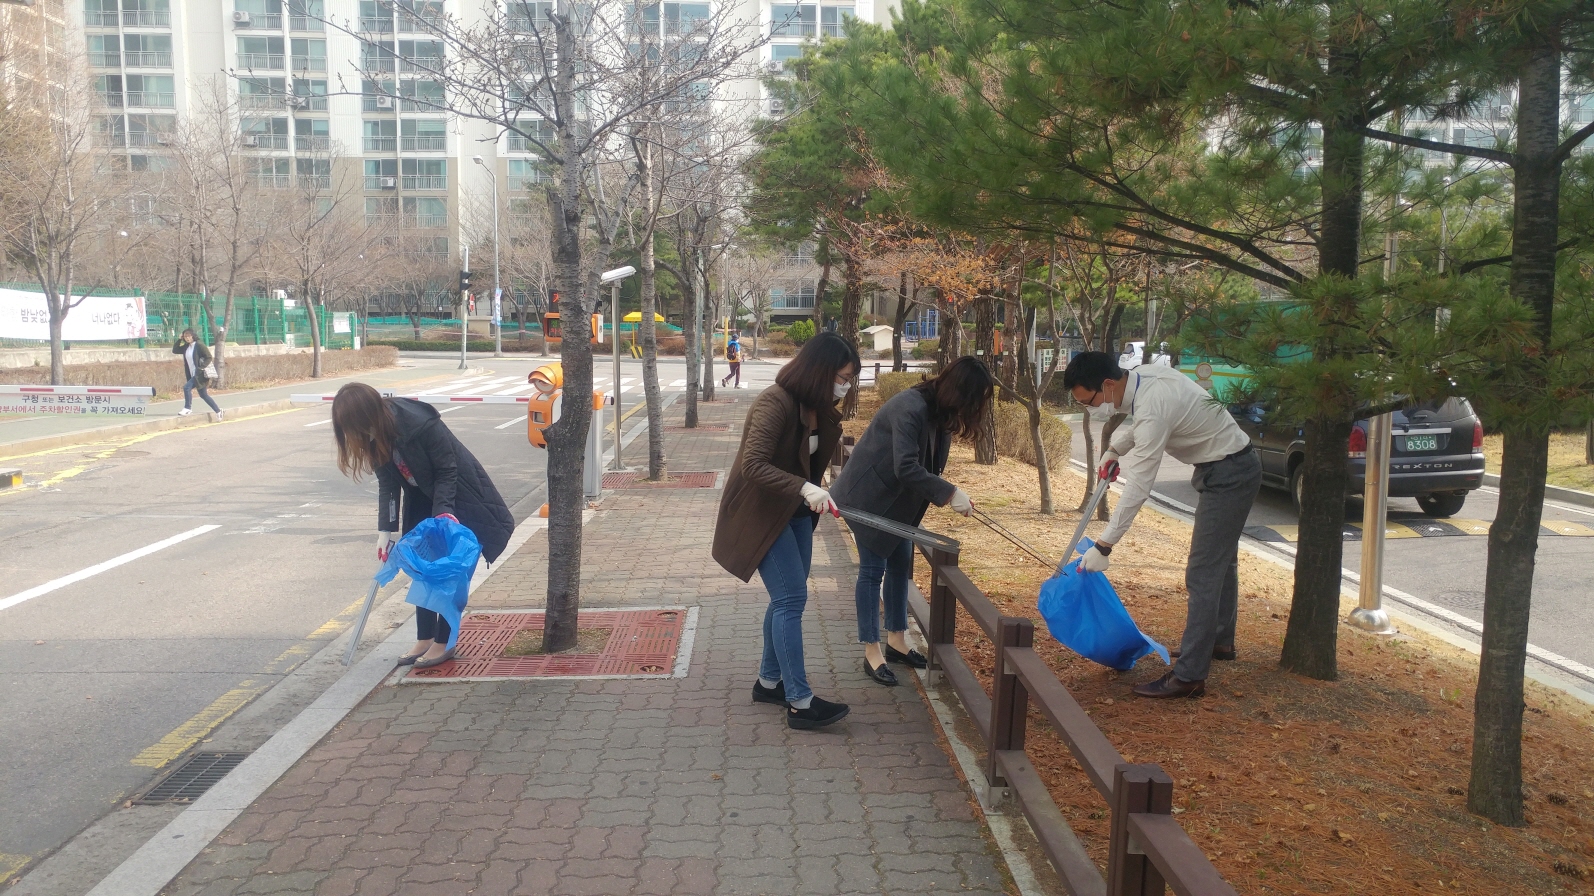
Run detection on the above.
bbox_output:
[668,379,685,387]
[495,414,528,430]
[493,384,535,395]
[0,854,27,885]
[304,418,333,427]
[133,592,374,768]
[455,377,523,395]
[438,406,463,414]
[0,525,221,613]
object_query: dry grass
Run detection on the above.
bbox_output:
[1483,432,1594,493]
[502,627,611,656]
[902,445,1594,894]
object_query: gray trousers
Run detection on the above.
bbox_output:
[1175,448,1262,682]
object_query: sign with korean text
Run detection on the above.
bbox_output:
[0,385,154,416]
[0,288,148,341]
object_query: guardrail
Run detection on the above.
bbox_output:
[832,442,1237,896]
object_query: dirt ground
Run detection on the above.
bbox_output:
[1484,432,1594,493]
[845,393,1594,895]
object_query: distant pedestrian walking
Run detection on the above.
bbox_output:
[721,335,743,388]
[331,383,515,669]
[713,332,859,730]
[173,328,222,419]
[832,357,992,687]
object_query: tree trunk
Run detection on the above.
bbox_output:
[410,310,422,339]
[702,264,717,403]
[1079,411,1096,514]
[1586,417,1593,465]
[682,246,700,428]
[48,300,65,385]
[814,245,831,331]
[638,144,666,481]
[839,254,863,350]
[974,295,997,464]
[892,272,909,371]
[1469,35,1562,827]
[1029,400,1053,514]
[305,293,324,378]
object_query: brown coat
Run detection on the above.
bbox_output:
[712,385,843,582]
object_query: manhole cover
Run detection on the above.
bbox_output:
[407,608,693,680]
[662,424,729,432]
[602,471,718,489]
[1434,590,1486,609]
[135,752,249,804]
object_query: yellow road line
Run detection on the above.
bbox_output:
[0,854,29,885]
[131,589,378,769]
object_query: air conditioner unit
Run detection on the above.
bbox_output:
[288,95,307,108]
[380,176,396,189]
[769,98,785,115]
[155,134,170,144]
[764,60,783,74]
[1498,104,1512,118]
[232,10,251,25]
[242,135,260,147]
[375,95,394,109]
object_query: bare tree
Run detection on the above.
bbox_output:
[724,246,785,359]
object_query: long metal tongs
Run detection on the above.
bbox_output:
[1057,471,1115,577]
[967,506,1053,567]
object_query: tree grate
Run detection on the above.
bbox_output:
[135,752,250,805]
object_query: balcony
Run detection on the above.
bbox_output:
[364,175,397,190]
[124,10,172,26]
[289,15,323,31]
[128,131,174,147]
[98,92,125,108]
[405,213,447,228]
[241,93,286,110]
[89,50,121,67]
[243,133,290,149]
[247,13,284,28]
[366,211,397,226]
[237,53,283,70]
[126,90,175,108]
[297,173,331,189]
[402,174,446,190]
[401,135,445,151]
[359,16,394,32]
[508,173,546,191]
[364,135,397,152]
[294,135,331,151]
[402,55,444,72]
[291,56,327,72]
[86,10,119,26]
[256,172,292,188]
[125,50,174,67]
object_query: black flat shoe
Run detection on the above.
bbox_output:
[752,680,788,706]
[884,645,928,669]
[787,696,850,730]
[863,657,898,686]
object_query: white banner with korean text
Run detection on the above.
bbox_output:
[0,288,148,341]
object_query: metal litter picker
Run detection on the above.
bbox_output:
[964,463,1117,573]
[342,574,383,666]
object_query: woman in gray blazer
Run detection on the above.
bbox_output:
[832,357,995,686]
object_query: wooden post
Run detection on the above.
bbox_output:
[987,617,1033,805]
[1108,764,1174,896]
[874,361,881,384]
[925,547,957,684]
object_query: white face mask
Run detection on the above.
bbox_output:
[833,382,851,401]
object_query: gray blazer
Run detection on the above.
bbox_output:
[832,388,957,556]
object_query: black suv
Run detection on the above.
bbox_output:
[1230,397,1487,517]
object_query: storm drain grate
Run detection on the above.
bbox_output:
[135,752,250,805]
[408,609,690,680]
[601,471,718,489]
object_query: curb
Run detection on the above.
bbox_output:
[1482,472,1594,509]
[0,399,298,458]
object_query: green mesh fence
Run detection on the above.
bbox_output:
[0,286,355,350]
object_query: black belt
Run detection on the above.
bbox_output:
[1199,444,1254,467]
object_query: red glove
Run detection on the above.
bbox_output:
[1098,451,1120,482]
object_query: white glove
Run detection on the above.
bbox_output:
[1098,450,1121,482]
[1077,545,1111,573]
[799,482,832,513]
[377,530,396,561]
[948,487,973,516]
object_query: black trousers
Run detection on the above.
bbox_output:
[416,608,452,644]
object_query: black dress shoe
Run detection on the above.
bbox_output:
[1169,645,1237,662]
[752,680,788,706]
[863,657,898,686]
[1132,671,1206,699]
[787,696,850,730]
[884,645,928,669]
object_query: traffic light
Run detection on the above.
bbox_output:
[459,271,472,293]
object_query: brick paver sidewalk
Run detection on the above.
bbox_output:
[165,394,1012,896]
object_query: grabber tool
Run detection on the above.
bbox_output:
[1057,460,1118,577]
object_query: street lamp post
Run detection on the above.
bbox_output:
[472,155,503,358]
[600,265,637,469]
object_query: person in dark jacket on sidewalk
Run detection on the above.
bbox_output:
[713,332,859,730]
[832,357,993,686]
[172,328,222,419]
[331,382,515,668]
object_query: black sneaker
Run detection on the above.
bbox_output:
[787,696,850,730]
[752,680,788,706]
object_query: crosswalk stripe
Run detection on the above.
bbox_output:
[495,415,528,430]
[494,384,535,395]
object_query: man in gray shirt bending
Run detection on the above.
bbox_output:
[1063,351,1262,699]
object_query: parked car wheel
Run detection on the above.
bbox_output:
[1417,492,1467,517]
[1290,463,1305,518]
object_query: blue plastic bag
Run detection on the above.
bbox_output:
[375,517,481,650]
[1037,538,1169,671]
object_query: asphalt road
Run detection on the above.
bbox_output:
[0,355,771,878]
[1067,411,1594,673]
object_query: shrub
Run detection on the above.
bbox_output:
[787,319,816,345]
[911,338,939,360]
[875,371,926,403]
[372,339,500,352]
[993,400,1071,470]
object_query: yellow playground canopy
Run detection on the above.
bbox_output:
[622,311,666,322]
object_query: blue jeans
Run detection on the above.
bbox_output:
[855,539,912,643]
[183,376,221,413]
[757,515,816,704]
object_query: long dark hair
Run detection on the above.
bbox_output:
[913,356,995,440]
[331,382,396,480]
[775,331,861,413]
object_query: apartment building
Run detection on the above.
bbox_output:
[1,0,71,110]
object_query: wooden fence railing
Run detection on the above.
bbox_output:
[833,439,1237,896]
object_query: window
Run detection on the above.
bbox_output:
[665,2,709,35]
[291,38,326,72]
[509,196,540,228]
[236,0,283,29]
[508,1,551,32]
[399,40,444,72]
[249,157,292,188]
[288,0,323,31]
[87,35,120,67]
[131,194,162,226]
[769,4,814,37]
[239,76,287,110]
[399,78,444,111]
[401,118,446,151]
[127,113,176,146]
[507,158,546,190]
[507,118,554,152]
[237,36,284,70]
[292,78,328,110]
[125,74,175,107]
[397,0,444,30]
[358,0,394,32]
[366,196,398,225]
[96,75,124,108]
[124,33,173,67]
[130,154,176,172]
[241,116,289,149]
[86,0,118,28]
[401,158,446,190]
[362,79,397,110]
[364,158,397,190]
[403,196,446,228]
[95,114,127,148]
[123,0,171,27]
[819,5,852,37]
[296,157,331,189]
[770,282,816,309]
[293,116,329,150]
[363,119,397,152]
[771,43,804,63]
[405,236,448,260]
[363,40,396,72]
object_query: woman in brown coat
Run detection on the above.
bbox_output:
[713,332,859,730]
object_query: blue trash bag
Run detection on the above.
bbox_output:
[1036,538,1170,671]
[374,516,481,651]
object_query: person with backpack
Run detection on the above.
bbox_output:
[172,328,223,419]
[721,334,744,388]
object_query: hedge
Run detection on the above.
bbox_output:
[3,346,399,399]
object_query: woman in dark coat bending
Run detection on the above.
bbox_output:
[332,382,515,668]
[831,357,994,686]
